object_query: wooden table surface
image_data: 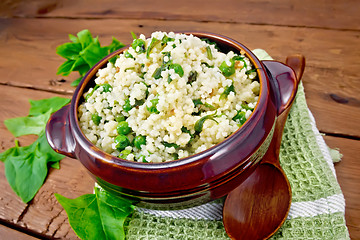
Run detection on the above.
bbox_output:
[0,0,359,239]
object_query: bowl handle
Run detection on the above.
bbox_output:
[262,55,305,115]
[46,104,76,158]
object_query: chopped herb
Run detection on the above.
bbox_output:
[220,84,236,100]
[162,52,171,64]
[201,38,220,50]
[206,46,213,60]
[139,155,147,163]
[233,55,247,69]
[241,103,254,111]
[245,68,257,76]
[194,112,218,134]
[181,126,195,144]
[124,51,134,59]
[162,141,180,149]
[193,99,204,107]
[219,59,235,77]
[188,70,198,84]
[146,37,160,58]
[169,63,184,77]
[152,66,165,79]
[101,83,112,93]
[201,62,214,68]
[204,103,216,110]
[173,153,179,160]
[119,149,132,159]
[85,85,100,101]
[232,111,247,126]
[161,35,175,46]
[131,32,146,54]
[147,98,160,114]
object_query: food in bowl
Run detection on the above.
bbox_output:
[78,32,260,163]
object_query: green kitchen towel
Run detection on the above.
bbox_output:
[104,50,350,239]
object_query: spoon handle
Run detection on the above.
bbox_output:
[262,55,305,166]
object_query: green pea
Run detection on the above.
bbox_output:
[114,135,130,151]
[133,135,146,149]
[117,121,131,135]
[91,113,102,126]
[123,99,132,112]
[115,114,126,122]
[219,60,235,77]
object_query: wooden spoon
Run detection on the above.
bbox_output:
[223,55,305,240]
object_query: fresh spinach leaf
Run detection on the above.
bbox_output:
[4,110,52,137]
[55,188,135,240]
[2,133,64,203]
[0,97,70,202]
[29,97,70,116]
[56,29,124,86]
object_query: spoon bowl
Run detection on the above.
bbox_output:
[223,54,305,239]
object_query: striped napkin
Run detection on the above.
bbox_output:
[99,50,350,239]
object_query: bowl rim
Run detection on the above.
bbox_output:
[69,31,269,170]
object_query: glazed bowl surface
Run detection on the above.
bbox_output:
[46,32,297,209]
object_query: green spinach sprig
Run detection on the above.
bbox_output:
[56,29,125,86]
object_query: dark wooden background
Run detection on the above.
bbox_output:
[0,0,359,239]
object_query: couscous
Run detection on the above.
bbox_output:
[78,32,260,163]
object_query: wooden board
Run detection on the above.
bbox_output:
[325,136,360,239]
[1,0,359,30]
[0,18,359,138]
[0,83,358,239]
[0,85,92,239]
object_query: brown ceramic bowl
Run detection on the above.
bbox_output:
[46,32,297,209]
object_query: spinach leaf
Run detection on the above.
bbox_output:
[29,97,70,116]
[4,110,52,137]
[55,188,135,240]
[1,134,64,203]
[0,97,70,203]
[56,29,124,86]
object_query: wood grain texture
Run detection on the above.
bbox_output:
[0,18,359,137]
[0,1,359,238]
[0,224,40,240]
[0,0,359,31]
[327,136,360,240]
[0,85,93,239]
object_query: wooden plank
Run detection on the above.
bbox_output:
[0,0,359,30]
[327,136,360,240]
[0,85,93,239]
[0,224,40,240]
[0,18,359,137]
